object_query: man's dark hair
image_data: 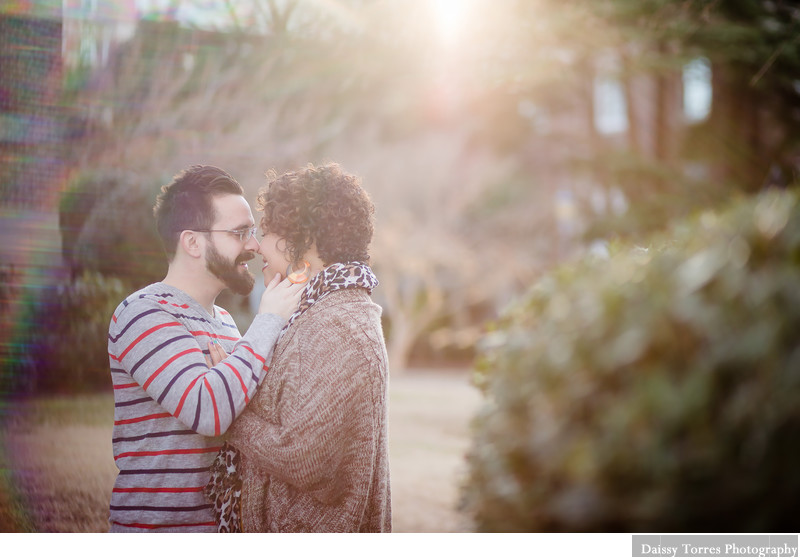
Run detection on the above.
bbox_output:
[153,165,244,260]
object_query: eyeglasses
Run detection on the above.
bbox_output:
[194,226,259,243]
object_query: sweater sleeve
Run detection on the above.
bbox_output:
[228,308,383,504]
[108,298,286,437]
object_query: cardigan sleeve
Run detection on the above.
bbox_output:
[228,305,384,505]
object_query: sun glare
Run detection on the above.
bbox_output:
[432,0,468,46]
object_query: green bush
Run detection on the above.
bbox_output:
[12,271,127,394]
[60,169,165,289]
[463,188,800,532]
[0,263,28,397]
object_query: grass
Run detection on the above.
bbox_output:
[0,369,481,532]
[2,393,114,428]
[0,392,118,532]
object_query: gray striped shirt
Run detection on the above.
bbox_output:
[107,282,283,532]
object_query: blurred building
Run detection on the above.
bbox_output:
[62,0,139,70]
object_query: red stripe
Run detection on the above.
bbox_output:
[112,314,118,323]
[112,521,216,530]
[119,321,181,361]
[113,382,139,389]
[112,486,204,493]
[114,412,171,426]
[157,300,190,309]
[190,330,238,341]
[241,344,265,365]
[174,375,203,417]
[114,446,221,460]
[143,347,202,390]
[204,377,220,436]
[224,361,249,404]
[109,352,119,362]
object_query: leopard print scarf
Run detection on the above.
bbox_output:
[204,261,378,532]
[280,261,379,338]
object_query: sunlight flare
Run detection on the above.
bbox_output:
[432,0,469,46]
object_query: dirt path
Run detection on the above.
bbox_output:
[388,369,482,532]
[2,368,482,532]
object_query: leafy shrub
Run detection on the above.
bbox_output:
[462,189,800,532]
[12,271,127,394]
[0,263,28,396]
[0,263,20,318]
[60,169,165,289]
[0,171,167,396]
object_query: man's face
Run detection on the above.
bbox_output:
[204,194,260,295]
[206,240,255,296]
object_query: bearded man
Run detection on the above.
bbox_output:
[107,165,303,532]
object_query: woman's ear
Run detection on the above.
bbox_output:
[179,230,204,259]
[306,242,323,266]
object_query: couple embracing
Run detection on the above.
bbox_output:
[107,163,390,532]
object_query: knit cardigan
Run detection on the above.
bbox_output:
[227,287,392,532]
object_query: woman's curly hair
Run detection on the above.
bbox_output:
[257,163,375,265]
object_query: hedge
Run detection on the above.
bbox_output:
[4,271,127,394]
[462,188,800,532]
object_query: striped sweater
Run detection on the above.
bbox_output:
[107,282,285,532]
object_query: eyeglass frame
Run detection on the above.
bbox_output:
[192,226,259,243]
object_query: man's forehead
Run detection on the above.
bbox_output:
[212,194,254,226]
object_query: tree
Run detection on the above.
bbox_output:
[62,0,799,373]
[463,188,800,532]
[64,2,554,372]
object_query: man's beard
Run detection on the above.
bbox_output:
[206,242,255,296]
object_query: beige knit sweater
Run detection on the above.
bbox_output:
[227,287,392,532]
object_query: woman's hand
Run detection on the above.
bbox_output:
[257,273,305,320]
[206,339,228,367]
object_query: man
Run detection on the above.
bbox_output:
[107,165,302,532]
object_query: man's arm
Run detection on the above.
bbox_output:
[109,299,285,437]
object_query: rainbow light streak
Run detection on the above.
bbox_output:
[1,5,74,531]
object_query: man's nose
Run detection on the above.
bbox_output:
[244,235,260,251]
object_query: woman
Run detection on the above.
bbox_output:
[205,163,391,532]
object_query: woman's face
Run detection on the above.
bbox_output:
[257,232,293,281]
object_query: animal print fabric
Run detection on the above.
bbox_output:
[280,261,379,338]
[204,442,243,532]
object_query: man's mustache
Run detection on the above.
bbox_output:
[236,252,255,264]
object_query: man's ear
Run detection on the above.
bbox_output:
[179,230,204,259]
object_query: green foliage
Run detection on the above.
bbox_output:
[463,188,800,532]
[1,393,113,429]
[43,137,187,397]
[0,263,20,317]
[10,271,127,394]
[59,169,166,289]
[2,171,169,395]
[0,263,26,398]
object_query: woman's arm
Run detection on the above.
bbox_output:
[228,309,385,503]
